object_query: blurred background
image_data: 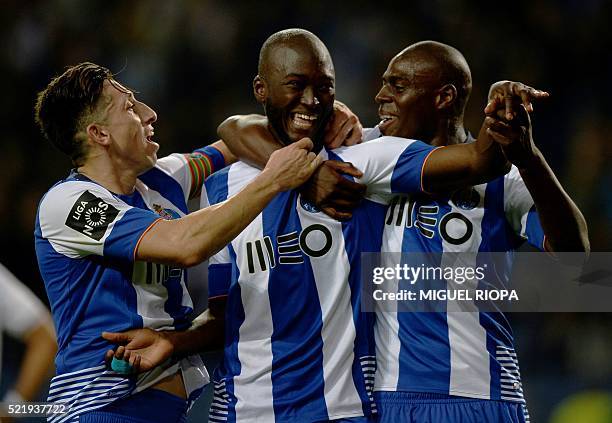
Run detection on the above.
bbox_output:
[0,0,611,421]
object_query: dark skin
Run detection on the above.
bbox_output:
[229,45,589,254]
[222,38,516,218]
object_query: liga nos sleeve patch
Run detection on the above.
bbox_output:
[65,191,120,241]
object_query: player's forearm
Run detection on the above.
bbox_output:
[424,121,510,193]
[14,321,57,401]
[163,309,224,357]
[518,148,590,253]
[137,170,280,267]
[218,114,281,169]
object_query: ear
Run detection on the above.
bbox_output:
[86,123,110,147]
[253,75,266,104]
[435,84,457,111]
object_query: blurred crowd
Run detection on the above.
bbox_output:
[0,1,610,421]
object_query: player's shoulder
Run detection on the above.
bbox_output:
[204,161,260,202]
[41,174,113,212]
[38,173,122,234]
[331,136,427,159]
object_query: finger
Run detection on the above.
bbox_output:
[325,118,350,149]
[336,117,360,148]
[115,345,125,360]
[294,137,314,151]
[327,161,364,178]
[504,95,515,121]
[332,178,367,197]
[105,349,115,364]
[345,128,362,146]
[323,196,362,209]
[130,354,141,373]
[321,206,353,221]
[484,99,498,114]
[102,331,131,344]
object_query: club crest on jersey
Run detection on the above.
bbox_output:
[299,197,320,213]
[152,204,180,220]
[65,191,119,241]
[451,187,480,210]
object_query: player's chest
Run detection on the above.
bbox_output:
[384,185,497,247]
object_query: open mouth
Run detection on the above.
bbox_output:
[378,114,397,133]
[290,112,318,131]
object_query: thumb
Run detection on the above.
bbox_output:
[102,331,133,344]
[294,137,314,151]
[330,161,363,178]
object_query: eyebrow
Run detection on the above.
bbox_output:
[284,73,334,81]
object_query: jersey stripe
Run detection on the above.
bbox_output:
[445,184,490,399]
[297,197,362,419]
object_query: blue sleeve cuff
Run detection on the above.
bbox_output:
[194,145,226,173]
[390,141,437,194]
[208,263,231,298]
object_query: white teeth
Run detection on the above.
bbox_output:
[294,113,317,121]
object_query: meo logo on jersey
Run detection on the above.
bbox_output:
[65,191,119,240]
[245,224,333,274]
[386,195,474,245]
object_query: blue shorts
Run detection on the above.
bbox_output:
[374,392,529,423]
[79,388,188,423]
[315,417,376,423]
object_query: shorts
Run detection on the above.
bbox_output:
[79,388,188,423]
[374,391,528,423]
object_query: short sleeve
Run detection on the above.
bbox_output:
[332,137,435,204]
[503,166,545,250]
[208,247,231,299]
[0,263,47,339]
[38,182,160,262]
[156,146,227,201]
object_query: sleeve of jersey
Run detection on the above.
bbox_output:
[334,137,435,204]
[0,264,47,339]
[208,247,231,299]
[503,166,546,250]
[155,146,227,201]
[38,182,161,262]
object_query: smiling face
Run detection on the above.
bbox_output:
[375,54,439,141]
[99,79,159,174]
[254,39,335,147]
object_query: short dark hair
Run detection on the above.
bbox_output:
[34,62,112,165]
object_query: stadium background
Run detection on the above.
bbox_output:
[1,0,610,421]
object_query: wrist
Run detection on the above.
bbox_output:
[159,331,178,357]
[516,147,544,173]
[257,169,284,194]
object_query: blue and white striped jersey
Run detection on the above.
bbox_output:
[375,155,543,412]
[202,138,435,423]
[35,147,225,422]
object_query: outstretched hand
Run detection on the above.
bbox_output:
[102,328,174,374]
[485,80,549,120]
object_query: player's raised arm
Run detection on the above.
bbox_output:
[421,113,511,193]
[136,138,323,267]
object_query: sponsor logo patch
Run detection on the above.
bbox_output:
[65,191,119,240]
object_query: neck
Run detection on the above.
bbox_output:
[77,159,139,195]
[429,117,467,147]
